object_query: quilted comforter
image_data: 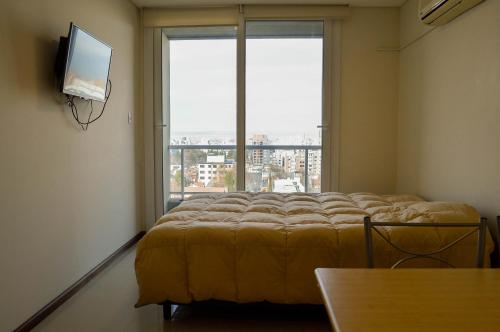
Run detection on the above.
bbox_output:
[135,192,493,306]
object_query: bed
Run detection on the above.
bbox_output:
[134,192,494,309]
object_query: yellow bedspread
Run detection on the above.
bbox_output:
[135,192,493,306]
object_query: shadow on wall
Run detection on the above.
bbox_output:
[6,20,90,129]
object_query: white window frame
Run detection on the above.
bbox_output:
[143,7,343,226]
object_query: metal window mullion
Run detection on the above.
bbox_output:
[321,19,332,193]
[332,21,342,192]
[181,148,185,200]
[153,28,164,220]
[162,31,171,212]
[305,148,309,192]
[321,19,341,193]
[236,12,246,191]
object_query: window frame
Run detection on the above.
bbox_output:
[145,11,342,222]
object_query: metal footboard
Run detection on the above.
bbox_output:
[363,216,488,268]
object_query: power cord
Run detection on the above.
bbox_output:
[65,79,112,131]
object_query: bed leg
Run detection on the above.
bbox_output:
[162,302,172,320]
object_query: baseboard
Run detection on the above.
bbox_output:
[14,231,146,332]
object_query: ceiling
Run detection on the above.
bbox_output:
[131,0,407,8]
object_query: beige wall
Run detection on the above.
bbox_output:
[0,0,142,330]
[339,7,400,193]
[397,0,500,250]
[0,4,401,329]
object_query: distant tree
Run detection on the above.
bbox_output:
[173,170,182,191]
[224,169,236,192]
[267,176,273,192]
[182,149,207,168]
[170,150,181,164]
[184,166,198,187]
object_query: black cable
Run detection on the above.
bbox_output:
[67,95,85,130]
[65,79,112,131]
[72,97,86,131]
[84,100,94,131]
[82,80,112,126]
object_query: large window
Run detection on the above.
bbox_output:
[162,22,328,199]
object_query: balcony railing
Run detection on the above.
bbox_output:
[168,144,321,198]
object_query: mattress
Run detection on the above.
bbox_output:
[135,192,493,306]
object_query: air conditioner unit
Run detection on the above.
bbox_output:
[419,0,484,26]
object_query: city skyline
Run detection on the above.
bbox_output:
[169,133,322,195]
[169,130,323,146]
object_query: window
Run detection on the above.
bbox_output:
[162,21,330,200]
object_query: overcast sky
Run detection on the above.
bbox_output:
[169,38,322,143]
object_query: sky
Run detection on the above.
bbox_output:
[169,37,323,143]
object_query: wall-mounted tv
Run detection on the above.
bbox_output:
[60,23,112,102]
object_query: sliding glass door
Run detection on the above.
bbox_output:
[245,21,324,193]
[161,21,328,202]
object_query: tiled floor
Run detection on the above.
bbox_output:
[34,246,331,332]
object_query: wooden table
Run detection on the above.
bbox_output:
[315,268,500,332]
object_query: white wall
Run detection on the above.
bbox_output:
[0,0,142,330]
[397,0,500,259]
[339,7,400,194]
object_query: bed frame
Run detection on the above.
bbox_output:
[162,301,176,320]
[158,216,498,320]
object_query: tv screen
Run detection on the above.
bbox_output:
[62,23,112,102]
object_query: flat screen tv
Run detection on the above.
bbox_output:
[60,23,112,102]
